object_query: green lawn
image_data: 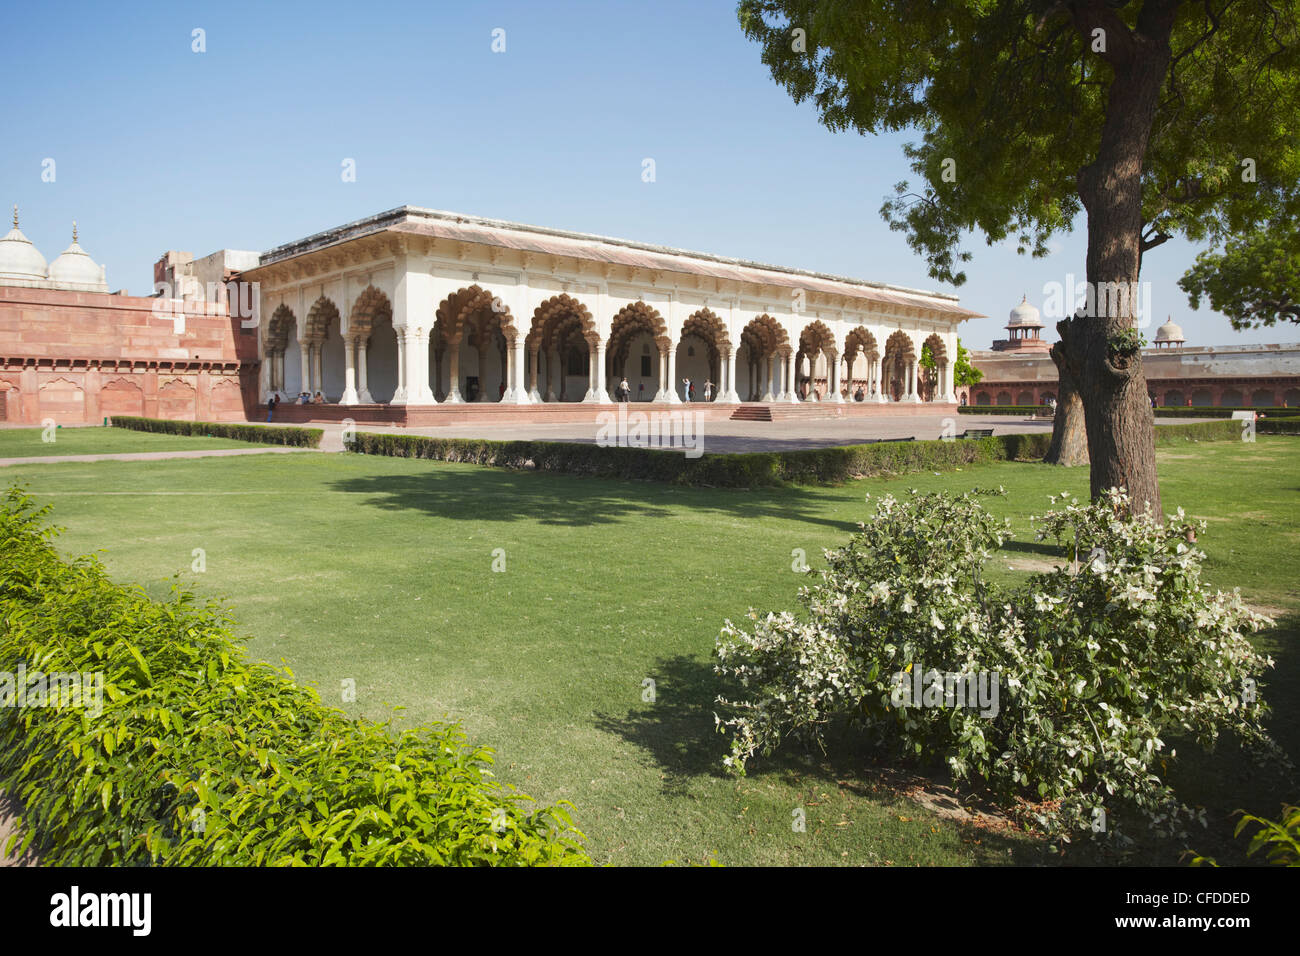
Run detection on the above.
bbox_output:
[5,437,1297,865]
[0,426,261,458]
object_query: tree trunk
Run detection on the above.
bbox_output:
[1060,3,1176,519]
[1044,337,1088,466]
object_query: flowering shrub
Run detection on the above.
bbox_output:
[714,488,1281,839]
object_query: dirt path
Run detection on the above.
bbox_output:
[0,446,317,467]
[0,792,37,867]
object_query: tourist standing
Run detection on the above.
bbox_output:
[266,394,277,422]
[638,382,645,401]
[704,379,714,401]
[619,377,630,402]
[683,377,692,402]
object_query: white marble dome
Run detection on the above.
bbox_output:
[1008,295,1043,328]
[47,223,107,290]
[0,208,48,282]
[1155,317,1185,343]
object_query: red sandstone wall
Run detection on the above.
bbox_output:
[0,285,254,426]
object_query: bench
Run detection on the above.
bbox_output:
[955,428,994,439]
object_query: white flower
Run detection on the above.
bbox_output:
[900,593,917,614]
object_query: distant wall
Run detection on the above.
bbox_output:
[0,285,254,425]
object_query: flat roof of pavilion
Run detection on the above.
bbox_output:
[251,206,982,319]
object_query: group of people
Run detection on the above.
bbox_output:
[612,378,715,402]
[264,391,324,421]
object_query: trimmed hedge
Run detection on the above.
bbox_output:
[1153,406,1295,418]
[111,415,323,448]
[1152,419,1243,443]
[965,405,1297,419]
[958,405,1052,416]
[347,421,1246,488]
[1259,417,1300,435]
[0,487,589,866]
[347,431,1052,487]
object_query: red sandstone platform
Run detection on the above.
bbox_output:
[260,400,957,427]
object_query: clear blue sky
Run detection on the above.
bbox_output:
[2,0,1287,348]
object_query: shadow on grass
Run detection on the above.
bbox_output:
[999,539,1072,562]
[594,652,1046,863]
[1142,609,1300,866]
[328,466,862,531]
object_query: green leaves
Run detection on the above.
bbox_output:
[739,1,1300,286]
[715,486,1281,840]
[109,417,323,448]
[1179,220,1300,330]
[0,487,590,867]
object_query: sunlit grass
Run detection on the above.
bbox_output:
[5,437,1296,865]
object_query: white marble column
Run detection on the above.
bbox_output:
[341,339,359,405]
[545,347,558,402]
[719,347,739,403]
[827,351,844,403]
[310,344,323,399]
[443,340,463,403]
[665,345,681,403]
[392,332,407,403]
[401,327,436,405]
[760,354,776,402]
[582,341,600,402]
[527,347,542,402]
[259,348,273,402]
[594,341,611,403]
[783,349,798,402]
[505,337,531,404]
[356,340,373,403]
[907,358,921,403]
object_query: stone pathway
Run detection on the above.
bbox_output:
[0,793,36,867]
[0,446,316,467]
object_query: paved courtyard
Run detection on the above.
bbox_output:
[315,411,1208,454]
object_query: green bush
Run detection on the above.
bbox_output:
[1193,805,1300,867]
[958,405,1052,416]
[1258,417,1300,435]
[1153,407,1295,418]
[347,432,1049,487]
[347,422,1245,488]
[111,415,323,448]
[714,488,1282,840]
[1153,419,1243,443]
[0,487,588,866]
[965,405,1298,420]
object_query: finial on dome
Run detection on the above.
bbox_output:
[11,205,17,229]
[72,220,78,243]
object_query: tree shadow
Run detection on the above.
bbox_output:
[595,651,1045,861]
[328,466,863,531]
[594,654,734,792]
[1065,609,1300,866]
[999,539,1072,561]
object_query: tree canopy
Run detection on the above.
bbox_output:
[738,0,1300,514]
[1179,220,1300,329]
[738,0,1300,288]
